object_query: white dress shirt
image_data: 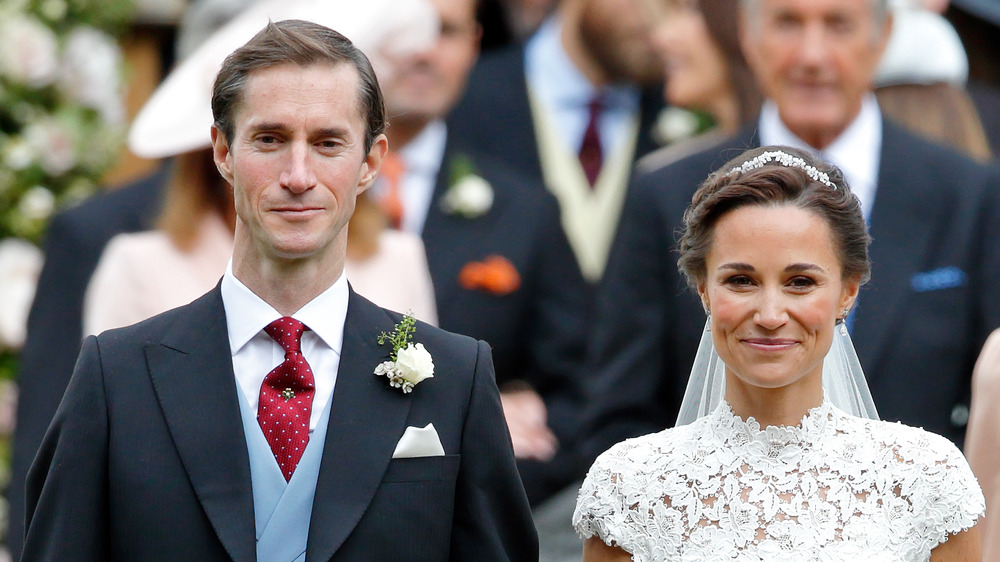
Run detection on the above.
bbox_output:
[371,120,446,235]
[524,16,641,156]
[221,262,348,432]
[759,94,883,221]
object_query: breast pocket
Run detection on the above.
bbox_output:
[382,454,461,483]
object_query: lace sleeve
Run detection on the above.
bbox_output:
[573,443,638,560]
[915,432,985,546]
[890,427,986,551]
[573,438,682,562]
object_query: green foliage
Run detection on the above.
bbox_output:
[377,315,417,361]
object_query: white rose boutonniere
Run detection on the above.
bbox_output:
[374,314,434,393]
[440,154,493,219]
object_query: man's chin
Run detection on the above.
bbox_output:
[779,109,849,148]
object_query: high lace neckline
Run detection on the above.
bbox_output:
[711,399,835,458]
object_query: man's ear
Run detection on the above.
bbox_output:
[358,133,388,194]
[211,125,234,186]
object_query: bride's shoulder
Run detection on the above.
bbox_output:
[588,420,708,474]
[844,414,971,470]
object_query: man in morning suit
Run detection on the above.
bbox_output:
[585,0,1000,459]
[23,20,536,561]
[448,0,665,283]
[4,2,262,556]
[374,0,590,508]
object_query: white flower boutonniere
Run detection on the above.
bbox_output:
[440,154,493,219]
[374,314,434,393]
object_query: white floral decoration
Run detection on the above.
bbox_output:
[440,174,493,218]
[0,239,44,349]
[374,314,434,393]
[59,26,125,124]
[656,107,701,144]
[0,15,60,88]
[441,153,493,219]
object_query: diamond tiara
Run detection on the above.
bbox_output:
[727,150,837,190]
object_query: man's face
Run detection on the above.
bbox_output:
[212,62,386,267]
[579,0,662,85]
[740,0,891,148]
[380,0,480,125]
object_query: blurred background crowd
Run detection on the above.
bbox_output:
[0,0,999,559]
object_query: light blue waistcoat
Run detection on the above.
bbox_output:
[236,385,333,562]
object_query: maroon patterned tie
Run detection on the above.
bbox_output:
[579,97,603,187]
[258,317,315,481]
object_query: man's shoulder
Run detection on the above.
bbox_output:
[880,120,1000,201]
[629,131,756,208]
[463,45,525,91]
[45,166,167,258]
[882,119,998,178]
[93,287,221,347]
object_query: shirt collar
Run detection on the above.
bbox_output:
[221,260,349,356]
[524,15,639,112]
[398,119,447,175]
[758,94,882,216]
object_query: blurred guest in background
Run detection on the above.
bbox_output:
[874,2,992,160]
[639,0,761,169]
[946,0,1000,154]
[584,0,1000,468]
[450,0,665,284]
[374,0,589,512]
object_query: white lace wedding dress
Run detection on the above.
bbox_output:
[574,400,984,561]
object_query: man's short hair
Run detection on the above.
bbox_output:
[211,19,386,151]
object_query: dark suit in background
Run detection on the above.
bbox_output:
[422,143,589,504]
[449,46,664,185]
[6,166,166,557]
[584,119,1000,461]
[24,288,536,561]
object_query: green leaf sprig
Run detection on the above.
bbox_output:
[377,314,417,361]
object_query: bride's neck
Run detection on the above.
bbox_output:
[724,373,824,427]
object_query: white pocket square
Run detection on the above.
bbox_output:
[392,423,445,458]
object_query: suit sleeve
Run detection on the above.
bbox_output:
[450,340,538,561]
[22,336,110,561]
[515,193,591,502]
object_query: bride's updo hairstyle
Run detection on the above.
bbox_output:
[678,145,871,289]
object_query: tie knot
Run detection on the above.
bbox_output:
[264,317,308,354]
[587,97,603,117]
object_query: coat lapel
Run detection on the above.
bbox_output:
[306,290,415,561]
[144,287,256,561]
[852,122,938,374]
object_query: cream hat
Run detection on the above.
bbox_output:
[128,0,438,158]
[875,7,968,87]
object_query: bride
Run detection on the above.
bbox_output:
[574,146,984,560]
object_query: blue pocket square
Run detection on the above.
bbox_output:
[910,266,967,292]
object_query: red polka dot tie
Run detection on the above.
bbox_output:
[258,317,315,481]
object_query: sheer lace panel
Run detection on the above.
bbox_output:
[574,400,984,561]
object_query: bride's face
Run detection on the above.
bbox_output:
[698,204,859,396]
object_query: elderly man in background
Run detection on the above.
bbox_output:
[585,0,1000,463]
